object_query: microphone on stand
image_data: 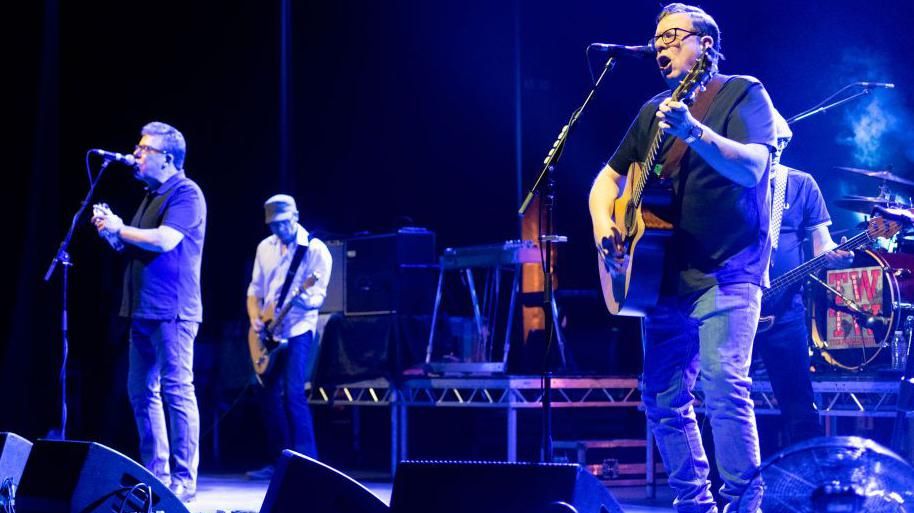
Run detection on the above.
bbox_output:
[588,43,655,59]
[856,82,895,89]
[90,149,136,166]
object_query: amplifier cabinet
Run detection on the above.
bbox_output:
[345,228,437,315]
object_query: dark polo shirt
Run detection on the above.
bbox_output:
[120,171,207,322]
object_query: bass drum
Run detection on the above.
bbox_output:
[809,249,914,372]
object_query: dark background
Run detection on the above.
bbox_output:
[4,0,914,470]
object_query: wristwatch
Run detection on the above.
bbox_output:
[684,123,704,144]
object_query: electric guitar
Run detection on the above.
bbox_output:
[598,49,713,315]
[756,216,901,332]
[248,273,319,380]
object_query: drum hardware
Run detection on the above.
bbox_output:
[808,250,914,372]
[835,166,914,188]
[808,272,889,344]
[834,195,908,215]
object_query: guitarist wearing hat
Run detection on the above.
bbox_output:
[589,4,777,512]
[245,194,332,480]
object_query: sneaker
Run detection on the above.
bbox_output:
[245,464,275,480]
[169,482,196,503]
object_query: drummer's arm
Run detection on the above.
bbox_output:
[810,224,854,267]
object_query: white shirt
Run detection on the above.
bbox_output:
[247,224,332,339]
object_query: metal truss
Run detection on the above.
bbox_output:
[397,377,641,409]
[309,376,906,418]
[695,379,905,418]
[307,379,394,406]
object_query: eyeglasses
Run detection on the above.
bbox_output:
[133,144,170,157]
[651,27,701,48]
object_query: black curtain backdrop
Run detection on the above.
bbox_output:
[5,0,914,466]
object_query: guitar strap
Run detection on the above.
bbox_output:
[275,233,314,310]
[769,164,789,252]
[660,74,729,179]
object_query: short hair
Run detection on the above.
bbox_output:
[141,121,186,169]
[657,3,724,72]
[772,108,793,143]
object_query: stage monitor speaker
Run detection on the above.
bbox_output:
[389,460,624,513]
[321,240,346,314]
[0,432,32,488]
[345,228,436,315]
[260,449,388,513]
[16,439,189,513]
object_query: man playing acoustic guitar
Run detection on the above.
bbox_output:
[245,194,332,480]
[589,4,777,512]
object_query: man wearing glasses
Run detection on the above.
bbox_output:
[589,4,776,512]
[92,121,206,503]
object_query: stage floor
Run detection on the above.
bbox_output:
[189,473,677,512]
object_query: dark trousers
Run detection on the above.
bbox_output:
[259,330,318,460]
[753,317,823,444]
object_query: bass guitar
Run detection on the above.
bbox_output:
[757,216,901,332]
[248,273,319,380]
[598,49,713,315]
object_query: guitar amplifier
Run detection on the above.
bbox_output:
[320,240,346,314]
[345,228,437,315]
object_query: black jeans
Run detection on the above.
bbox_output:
[753,316,823,444]
[259,330,319,460]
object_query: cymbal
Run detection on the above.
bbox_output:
[834,194,908,214]
[835,166,914,187]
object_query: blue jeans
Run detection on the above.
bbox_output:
[753,316,822,444]
[643,283,763,513]
[260,331,318,460]
[127,318,200,490]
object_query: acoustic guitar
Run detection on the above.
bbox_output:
[598,49,713,315]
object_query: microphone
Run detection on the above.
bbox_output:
[856,82,895,89]
[866,315,890,330]
[588,43,655,59]
[91,149,136,166]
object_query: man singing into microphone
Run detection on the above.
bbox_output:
[590,4,775,512]
[91,121,206,503]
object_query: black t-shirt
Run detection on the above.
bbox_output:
[608,75,777,295]
[764,167,831,323]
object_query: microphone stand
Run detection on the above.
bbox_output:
[785,83,876,125]
[806,273,888,342]
[43,155,112,440]
[519,55,617,463]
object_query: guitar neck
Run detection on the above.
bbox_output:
[630,128,665,210]
[763,231,869,300]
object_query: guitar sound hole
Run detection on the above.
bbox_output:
[624,203,636,232]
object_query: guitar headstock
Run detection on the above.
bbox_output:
[866,215,904,240]
[671,48,713,106]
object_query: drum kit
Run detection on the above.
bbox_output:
[808,166,914,373]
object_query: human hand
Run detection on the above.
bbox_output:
[596,227,629,279]
[250,316,265,332]
[824,236,855,268]
[656,97,698,140]
[91,204,124,235]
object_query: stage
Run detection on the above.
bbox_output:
[187,473,676,513]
